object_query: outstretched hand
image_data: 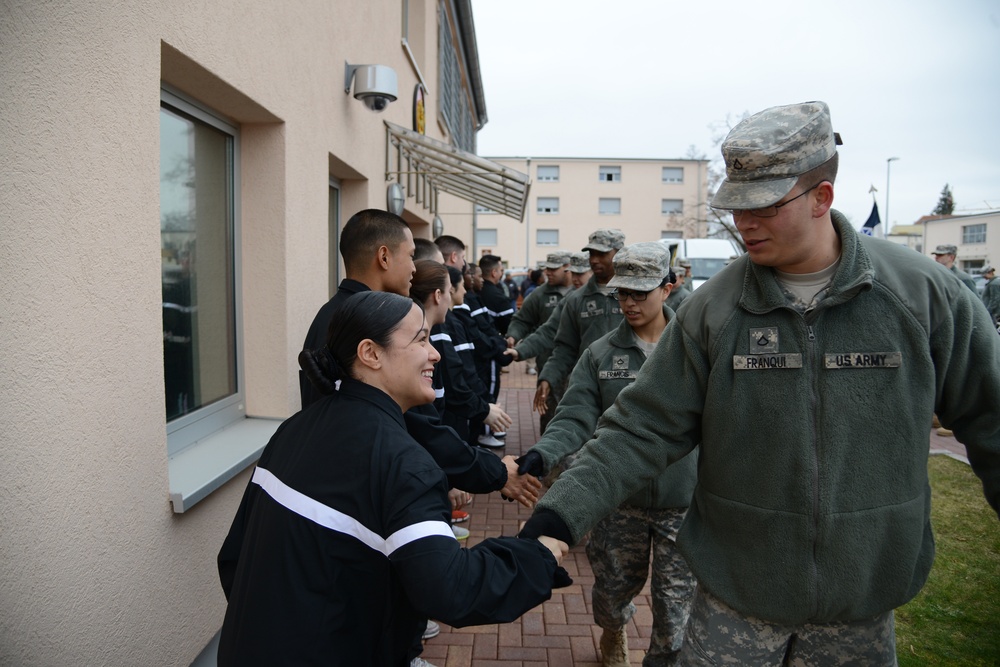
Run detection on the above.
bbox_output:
[533,381,551,415]
[500,455,542,508]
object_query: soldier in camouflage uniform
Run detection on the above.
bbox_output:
[507,251,574,432]
[517,243,698,667]
[569,251,594,288]
[931,243,979,293]
[522,101,1000,665]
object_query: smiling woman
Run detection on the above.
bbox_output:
[217,290,570,666]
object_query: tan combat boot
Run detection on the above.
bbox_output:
[599,626,630,667]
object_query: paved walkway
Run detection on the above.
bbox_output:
[420,360,968,667]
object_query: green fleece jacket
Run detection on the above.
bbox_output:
[530,306,697,509]
[539,277,623,389]
[515,297,567,362]
[507,282,569,371]
[537,211,1000,625]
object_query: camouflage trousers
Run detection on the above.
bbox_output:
[586,506,696,667]
[678,588,897,666]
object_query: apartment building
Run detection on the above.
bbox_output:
[477,157,709,268]
[1,1,519,664]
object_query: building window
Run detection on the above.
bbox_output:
[963,223,987,244]
[537,229,559,246]
[662,199,684,215]
[599,198,621,215]
[161,91,244,456]
[536,165,559,182]
[537,197,559,214]
[475,204,496,214]
[662,167,684,183]
[477,228,498,247]
[599,165,621,182]
[661,230,682,239]
[438,6,474,152]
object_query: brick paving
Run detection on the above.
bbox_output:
[420,359,969,667]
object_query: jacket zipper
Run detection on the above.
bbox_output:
[805,321,821,619]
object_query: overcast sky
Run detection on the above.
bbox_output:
[472,0,1000,232]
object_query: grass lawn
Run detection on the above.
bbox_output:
[895,455,1000,666]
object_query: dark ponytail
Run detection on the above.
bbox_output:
[299,291,417,394]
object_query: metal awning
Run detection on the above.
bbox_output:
[385,121,531,221]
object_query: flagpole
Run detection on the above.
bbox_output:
[885,157,900,239]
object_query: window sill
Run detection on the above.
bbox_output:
[168,417,282,513]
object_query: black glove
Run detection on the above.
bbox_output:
[518,508,574,544]
[515,450,545,477]
[553,566,573,589]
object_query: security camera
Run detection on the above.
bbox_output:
[345,63,398,113]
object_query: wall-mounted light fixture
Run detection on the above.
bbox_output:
[387,182,405,215]
[344,63,398,112]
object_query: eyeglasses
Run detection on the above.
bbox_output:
[722,182,822,221]
[611,289,651,302]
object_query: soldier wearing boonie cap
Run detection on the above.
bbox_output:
[530,229,627,419]
[517,242,697,665]
[931,244,978,293]
[522,101,1000,665]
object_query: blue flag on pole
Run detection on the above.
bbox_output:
[861,201,881,237]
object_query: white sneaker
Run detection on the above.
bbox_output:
[452,525,470,540]
[492,431,506,439]
[410,658,438,667]
[527,367,537,375]
[422,620,440,639]
[477,434,505,449]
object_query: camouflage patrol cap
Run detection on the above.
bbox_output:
[607,242,672,291]
[711,101,842,210]
[543,250,572,269]
[982,264,995,274]
[932,244,958,255]
[582,229,625,253]
[569,252,591,273]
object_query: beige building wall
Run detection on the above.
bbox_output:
[922,212,1000,275]
[0,1,488,664]
[476,157,709,268]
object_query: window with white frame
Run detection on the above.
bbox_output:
[537,165,559,182]
[160,91,244,456]
[537,197,559,214]
[599,198,621,215]
[599,165,621,182]
[662,199,684,215]
[962,223,986,244]
[662,167,684,183]
[477,228,498,247]
[537,229,559,246]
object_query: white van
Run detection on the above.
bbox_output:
[659,238,743,290]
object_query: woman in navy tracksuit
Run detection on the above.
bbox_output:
[218,291,568,666]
